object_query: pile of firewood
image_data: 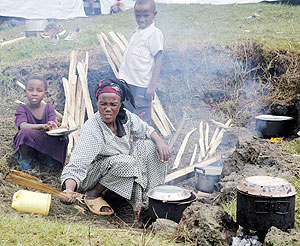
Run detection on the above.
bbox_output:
[166,119,232,184]
[97,31,175,137]
[61,50,94,154]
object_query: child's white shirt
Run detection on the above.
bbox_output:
[119,23,164,88]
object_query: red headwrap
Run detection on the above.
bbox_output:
[97,85,121,98]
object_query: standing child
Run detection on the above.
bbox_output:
[118,0,163,125]
[14,76,68,170]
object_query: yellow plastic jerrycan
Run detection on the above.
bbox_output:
[12,190,51,216]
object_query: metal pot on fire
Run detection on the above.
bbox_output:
[194,166,223,193]
[255,115,293,138]
[147,185,197,223]
[236,176,297,232]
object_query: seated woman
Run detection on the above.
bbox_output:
[14,76,68,170]
[60,78,171,215]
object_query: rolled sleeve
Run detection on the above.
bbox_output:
[61,126,102,190]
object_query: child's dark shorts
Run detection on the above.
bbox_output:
[124,84,152,125]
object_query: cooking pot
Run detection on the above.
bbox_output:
[237,176,297,232]
[255,115,293,138]
[194,166,222,193]
[148,185,197,223]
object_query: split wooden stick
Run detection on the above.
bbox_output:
[189,144,198,166]
[211,119,232,129]
[165,155,222,184]
[198,121,206,162]
[116,32,129,47]
[151,108,168,137]
[152,95,171,136]
[68,51,78,121]
[210,126,220,147]
[109,31,126,53]
[4,169,82,201]
[207,128,225,157]
[169,111,187,149]
[77,62,94,119]
[205,122,209,151]
[173,128,196,169]
[97,33,118,76]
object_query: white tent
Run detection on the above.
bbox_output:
[0,0,86,19]
[155,0,278,4]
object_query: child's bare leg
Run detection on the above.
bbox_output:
[18,144,34,160]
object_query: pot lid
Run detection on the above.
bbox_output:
[147,185,191,201]
[237,176,297,197]
[255,115,293,121]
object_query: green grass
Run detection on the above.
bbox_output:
[1,3,300,65]
[280,139,300,155]
[0,212,184,246]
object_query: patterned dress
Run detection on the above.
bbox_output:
[61,109,166,207]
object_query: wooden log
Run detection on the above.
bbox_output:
[116,32,129,47]
[165,155,222,184]
[77,62,94,119]
[168,111,187,149]
[211,119,232,129]
[0,36,26,47]
[173,128,196,169]
[16,81,63,120]
[109,31,126,53]
[198,121,206,162]
[189,144,198,166]
[97,33,118,77]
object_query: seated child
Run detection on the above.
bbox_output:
[13,76,68,170]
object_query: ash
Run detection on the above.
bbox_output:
[232,231,262,246]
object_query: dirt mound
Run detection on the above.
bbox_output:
[177,202,238,245]
[219,136,299,203]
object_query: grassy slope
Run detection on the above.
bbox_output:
[1,3,300,65]
[0,213,183,245]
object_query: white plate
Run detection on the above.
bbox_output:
[255,115,293,121]
[46,127,78,136]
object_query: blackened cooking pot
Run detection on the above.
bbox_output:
[237,176,297,232]
[255,115,293,138]
[148,185,197,223]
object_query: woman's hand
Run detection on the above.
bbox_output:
[60,189,78,204]
[155,141,171,163]
[44,121,58,131]
[150,131,171,163]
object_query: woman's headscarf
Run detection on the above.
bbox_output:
[95,78,135,137]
